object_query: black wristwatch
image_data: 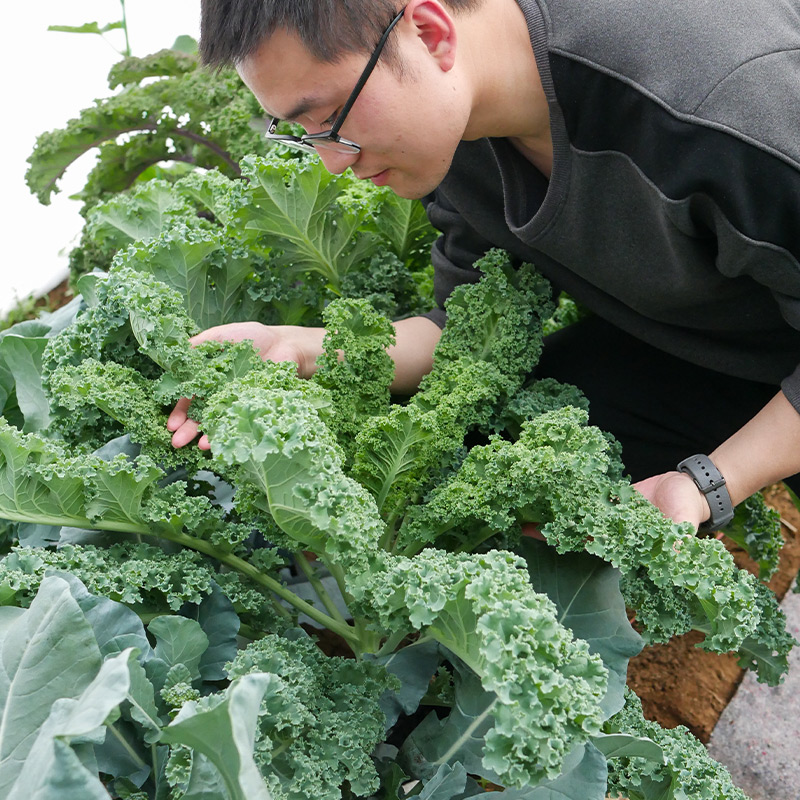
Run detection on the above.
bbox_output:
[676,454,735,530]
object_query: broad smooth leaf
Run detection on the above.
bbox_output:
[0,335,50,431]
[369,638,441,730]
[95,718,152,786]
[590,732,664,762]
[0,576,102,794]
[472,743,608,799]
[160,673,275,800]
[183,752,232,800]
[7,648,133,800]
[399,660,498,783]
[146,615,209,692]
[519,538,642,718]
[55,572,152,660]
[191,583,241,681]
[418,762,468,800]
[124,660,163,744]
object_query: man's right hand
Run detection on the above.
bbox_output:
[167,315,442,449]
[167,322,325,449]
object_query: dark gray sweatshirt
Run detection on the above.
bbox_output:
[422,0,800,411]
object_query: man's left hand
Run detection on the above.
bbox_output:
[633,471,709,530]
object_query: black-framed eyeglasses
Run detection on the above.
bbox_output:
[265,7,406,155]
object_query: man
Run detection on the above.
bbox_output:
[170,0,800,532]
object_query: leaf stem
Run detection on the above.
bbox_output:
[294,551,349,625]
[0,507,361,647]
[107,722,149,770]
[119,0,131,56]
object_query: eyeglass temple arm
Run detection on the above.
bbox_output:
[330,7,406,135]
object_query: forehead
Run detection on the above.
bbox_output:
[237,28,366,120]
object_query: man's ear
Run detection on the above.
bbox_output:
[404,0,457,71]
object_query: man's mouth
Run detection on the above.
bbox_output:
[357,169,390,186]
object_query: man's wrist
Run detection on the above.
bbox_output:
[676,454,735,530]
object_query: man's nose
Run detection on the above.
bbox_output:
[315,147,360,175]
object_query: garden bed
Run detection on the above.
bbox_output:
[35,277,800,746]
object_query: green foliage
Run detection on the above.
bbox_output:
[3,133,775,798]
[605,688,749,800]
[26,50,266,212]
[398,403,793,685]
[227,631,396,800]
[725,491,784,580]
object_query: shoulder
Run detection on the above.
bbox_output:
[541,0,800,164]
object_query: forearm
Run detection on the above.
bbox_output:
[296,315,442,394]
[387,316,442,394]
[710,390,800,507]
[634,390,800,529]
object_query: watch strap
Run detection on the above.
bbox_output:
[676,454,735,530]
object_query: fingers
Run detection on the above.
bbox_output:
[167,397,192,431]
[167,397,213,450]
[170,417,202,449]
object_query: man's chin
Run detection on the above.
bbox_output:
[385,174,442,200]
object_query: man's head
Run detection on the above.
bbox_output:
[199,0,483,198]
[200,0,479,71]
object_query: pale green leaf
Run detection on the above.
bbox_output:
[54,572,152,659]
[370,638,441,730]
[237,155,379,287]
[160,673,275,800]
[7,648,133,800]
[146,616,209,690]
[0,576,102,794]
[125,661,163,744]
[400,661,497,782]
[171,35,198,54]
[520,539,642,718]
[191,584,240,681]
[418,762,468,800]
[591,732,664,762]
[0,335,50,431]
[48,22,104,34]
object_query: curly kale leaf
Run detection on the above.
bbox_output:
[227,631,396,800]
[116,225,274,331]
[339,181,439,274]
[312,298,395,462]
[48,358,207,474]
[26,52,266,209]
[398,406,789,677]
[364,548,608,788]
[724,492,784,581]
[604,688,748,800]
[0,543,283,635]
[203,381,385,564]
[489,376,589,439]
[352,251,553,527]
[339,250,428,319]
[235,154,382,289]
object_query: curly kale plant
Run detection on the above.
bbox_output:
[26,49,267,213]
[1,140,783,798]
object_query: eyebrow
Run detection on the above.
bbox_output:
[276,96,325,122]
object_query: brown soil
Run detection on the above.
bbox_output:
[627,483,800,742]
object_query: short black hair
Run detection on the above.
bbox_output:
[199,0,479,69]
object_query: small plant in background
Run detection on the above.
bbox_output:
[48,0,134,58]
